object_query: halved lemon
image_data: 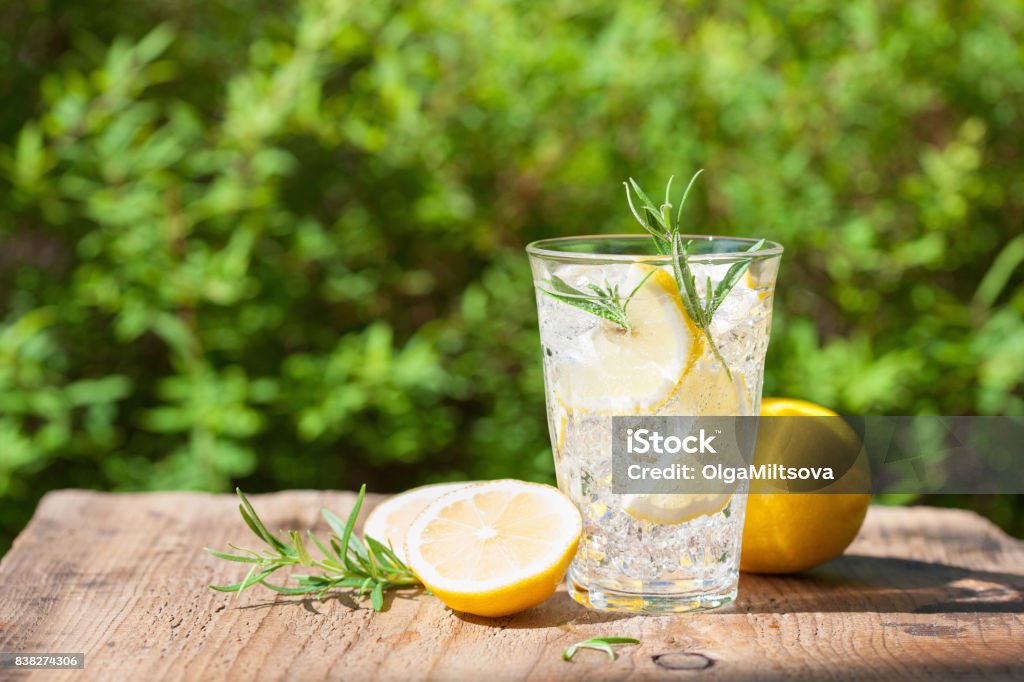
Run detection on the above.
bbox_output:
[554,265,702,414]
[362,482,475,561]
[404,480,582,617]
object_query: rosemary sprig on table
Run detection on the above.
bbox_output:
[206,485,421,611]
[539,271,655,333]
[563,637,640,662]
[624,171,764,378]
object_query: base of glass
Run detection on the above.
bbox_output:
[567,567,737,614]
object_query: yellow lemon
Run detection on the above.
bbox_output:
[404,480,582,617]
[740,398,871,574]
[363,482,477,562]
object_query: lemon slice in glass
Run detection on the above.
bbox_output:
[662,360,751,416]
[621,363,748,525]
[555,265,702,414]
[621,492,733,525]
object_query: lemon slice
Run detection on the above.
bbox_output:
[362,482,475,561]
[555,265,701,414]
[663,360,751,416]
[621,492,732,525]
[621,364,747,525]
[745,268,770,296]
[404,480,582,617]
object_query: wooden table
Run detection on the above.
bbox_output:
[1,491,1022,681]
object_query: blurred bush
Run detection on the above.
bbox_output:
[1,0,1022,549]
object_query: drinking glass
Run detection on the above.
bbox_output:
[527,235,782,613]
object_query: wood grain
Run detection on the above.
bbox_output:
[0,491,1021,681]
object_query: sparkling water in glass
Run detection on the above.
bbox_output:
[527,235,782,613]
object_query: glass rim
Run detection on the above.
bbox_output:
[525,234,783,263]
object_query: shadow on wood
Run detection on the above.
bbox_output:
[451,589,629,628]
[738,555,1024,614]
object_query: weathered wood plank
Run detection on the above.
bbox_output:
[0,491,1022,681]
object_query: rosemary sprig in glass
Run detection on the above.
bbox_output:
[623,171,764,379]
[205,485,421,611]
[538,171,765,378]
[539,271,655,333]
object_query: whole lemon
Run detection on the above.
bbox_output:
[740,398,871,574]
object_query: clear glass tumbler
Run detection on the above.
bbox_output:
[527,235,782,613]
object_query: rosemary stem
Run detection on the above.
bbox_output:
[703,329,733,381]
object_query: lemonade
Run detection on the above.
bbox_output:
[528,231,782,613]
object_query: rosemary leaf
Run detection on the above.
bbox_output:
[204,548,259,563]
[709,238,766,317]
[365,535,403,571]
[237,489,290,554]
[563,637,640,662]
[627,178,661,220]
[676,168,704,228]
[307,530,337,563]
[539,275,642,332]
[260,582,322,595]
[291,530,312,567]
[371,582,385,611]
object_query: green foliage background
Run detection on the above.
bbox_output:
[1,0,1022,551]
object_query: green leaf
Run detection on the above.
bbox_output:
[642,204,665,225]
[627,178,660,216]
[365,535,401,570]
[323,484,368,571]
[539,277,632,331]
[622,269,656,313]
[675,169,704,229]
[348,532,370,563]
[363,542,381,580]
[319,577,369,589]
[328,537,351,568]
[623,181,652,231]
[292,530,312,566]
[563,637,639,662]
[974,234,1024,309]
[204,548,258,563]
[709,239,765,317]
[237,489,289,553]
[261,582,321,595]
[308,530,338,563]
[671,235,703,326]
[371,582,385,611]
[134,23,177,63]
[209,566,279,593]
